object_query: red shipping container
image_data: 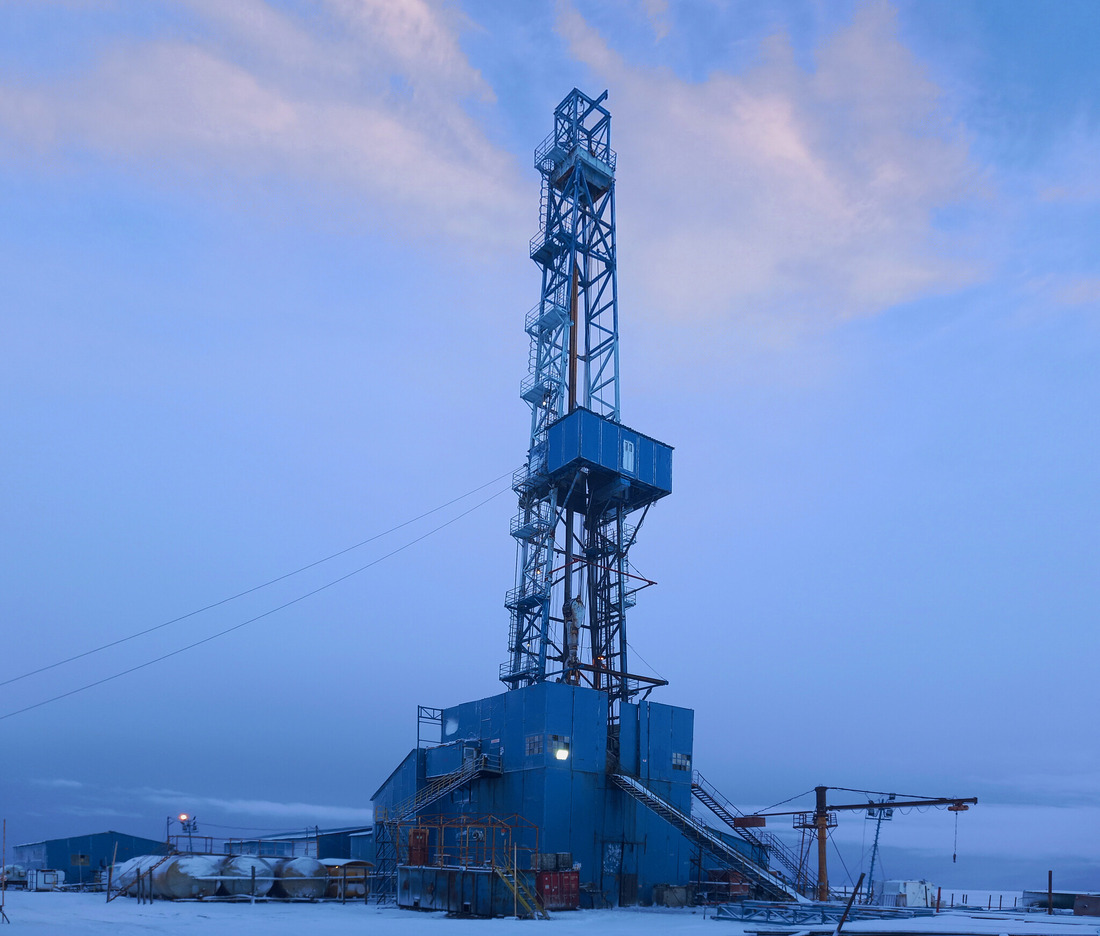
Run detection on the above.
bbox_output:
[536,870,580,910]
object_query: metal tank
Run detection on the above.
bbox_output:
[274,857,327,899]
[152,854,223,899]
[219,855,274,897]
[112,855,164,896]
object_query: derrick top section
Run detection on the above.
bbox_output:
[535,88,616,194]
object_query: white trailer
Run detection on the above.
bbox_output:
[882,879,937,908]
[26,868,65,891]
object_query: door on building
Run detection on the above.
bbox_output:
[618,843,638,906]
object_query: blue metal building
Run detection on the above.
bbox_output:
[371,90,805,911]
[13,831,167,886]
[224,826,373,860]
[374,682,767,906]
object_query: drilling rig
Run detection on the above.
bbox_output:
[370,90,803,912]
[500,88,672,740]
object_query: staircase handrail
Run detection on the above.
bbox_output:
[611,773,804,903]
[380,755,495,827]
[691,771,811,893]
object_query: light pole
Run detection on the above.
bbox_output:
[166,813,198,852]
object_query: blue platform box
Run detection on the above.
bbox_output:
[546,409,672,505]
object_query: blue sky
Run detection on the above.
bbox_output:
[1,0,1097,890]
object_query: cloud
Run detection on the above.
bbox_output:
[1021,274,1100,311]
[977,770,1100,806]
[1054,276,1100,307]
[32,778,83,789]
[0,0,525,246]
[556,2,986,335]
[640,0,670,41]
[60,805,144,819]
[137,787,372,825]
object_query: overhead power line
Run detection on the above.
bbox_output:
[0,471,512,691]
[0,484,510,722]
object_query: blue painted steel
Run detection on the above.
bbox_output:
[398,866,530,916]
[349,830,375,864]
[14,832,167,885]
[371,749,423,814]
[372,684,760,907]
[502,89,673,708]
[545,409,672,513]
[425,742,466,778]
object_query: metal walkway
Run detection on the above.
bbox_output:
[373,755,503,901]
[715,900,933,923]
[609,773,805,903]
[691,771,813,897]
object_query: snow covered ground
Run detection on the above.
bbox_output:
[2,891,1098,936]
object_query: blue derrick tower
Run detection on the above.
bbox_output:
[369,91,805,913]
[503,88,673,718]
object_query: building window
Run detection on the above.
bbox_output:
[672,752,691,771]
[525,734,543,756]
[549,734,571,761]
[70,854,90,866]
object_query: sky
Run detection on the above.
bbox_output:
[1,0,1098,893]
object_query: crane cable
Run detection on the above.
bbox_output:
[761,789,816,813]
[828,827,855,886]
[0,483,511,723]
[0,471,513,691]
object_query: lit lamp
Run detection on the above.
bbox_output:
[166,812,198,851]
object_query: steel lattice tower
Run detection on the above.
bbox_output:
[501,89,673,716]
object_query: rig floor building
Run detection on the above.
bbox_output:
[372,682,790,908]
[370,90,804,913]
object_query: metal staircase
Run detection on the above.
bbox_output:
[609,773,805,903]
[373,755,502,901]
[691,770,813,896]
[494,852,551,920]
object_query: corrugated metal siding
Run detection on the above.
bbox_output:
[17,832,166,882]
[349,830,374,864]
[545,409,673,509]
[373,682,738,907]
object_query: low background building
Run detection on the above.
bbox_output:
[14,831,167,887]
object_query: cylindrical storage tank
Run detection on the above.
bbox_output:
[112,854,164,896]
[152,855,223,899]
[324,861,369,899]
[274,857,327,899]
[219,856,274,897]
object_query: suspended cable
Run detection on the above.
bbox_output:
[195,822,346,834]
[828,828,855,886]
[0,485,510,722]
[829,786,956,801]
[624,640,665,683]
[0,470,513,691]
[761,789,815,813]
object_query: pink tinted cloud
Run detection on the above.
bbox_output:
[0,1,525,246]
[557,2,986,333]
